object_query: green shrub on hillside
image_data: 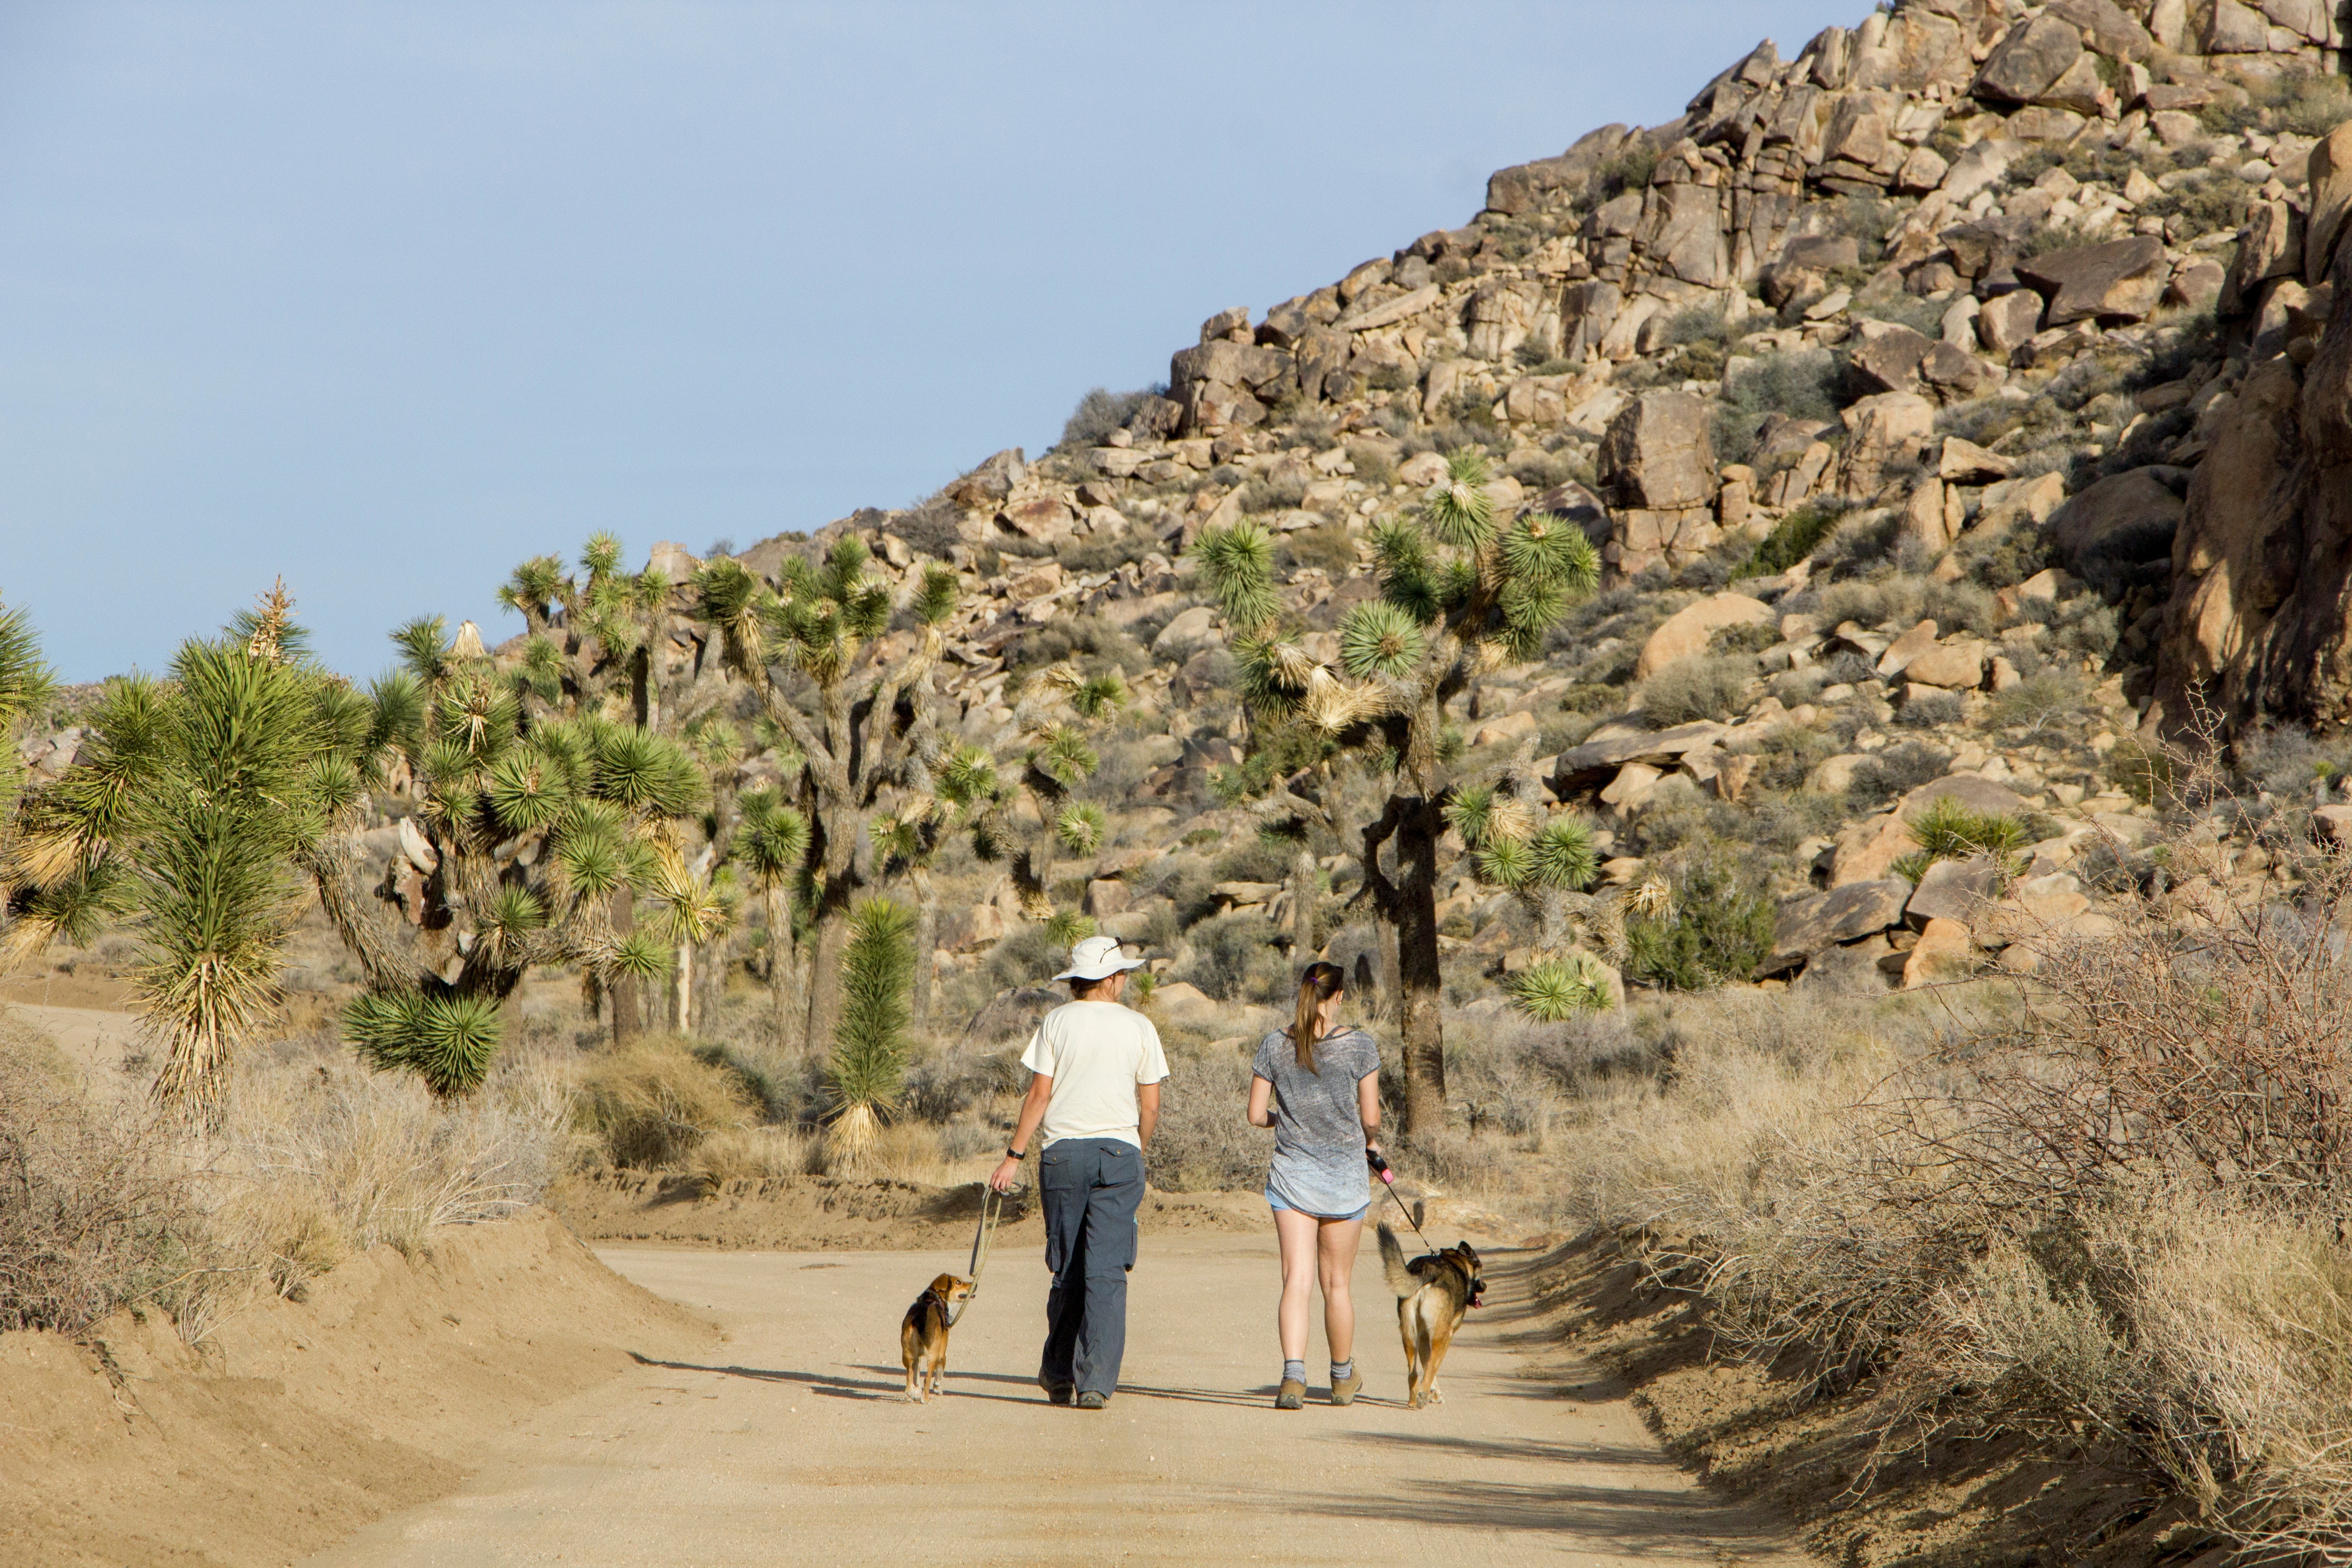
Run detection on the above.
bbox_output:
[1738,499,1845,578]
[1638,656,1754,725]
[1624,856,1775,990]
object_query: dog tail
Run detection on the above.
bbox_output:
[1377,1222,1416,1297]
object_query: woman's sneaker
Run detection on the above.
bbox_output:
[1329,1368,1362,1406]
[1275,1377,1306,1410]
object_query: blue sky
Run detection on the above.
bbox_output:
[0,1,1858,683]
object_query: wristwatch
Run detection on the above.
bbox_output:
[1005,1146,1026,1161]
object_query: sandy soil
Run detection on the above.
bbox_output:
[0,1210,713,1568]
[299,1230,1811,1567]
[550,1167,1282,1251]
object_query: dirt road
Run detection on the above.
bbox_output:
[301,1234,1808,1567]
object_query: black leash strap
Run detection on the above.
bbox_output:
[1366,1149,1435,1250]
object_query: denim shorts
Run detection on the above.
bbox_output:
[1265,1182,1368,1223]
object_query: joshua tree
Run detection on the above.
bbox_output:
[319,614,707,1089]
[827,895,915,1173]
[731,782,813,1049]
[9,588,379,1119]
[1445,747,1666,1020]
[691,539,960,1050]
[0,597,57,920]
[1194,451,1600,1134]
[495,532,680,729]
[950,662,1125,936]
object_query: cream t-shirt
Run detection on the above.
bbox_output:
[1019,1000,1171,1150]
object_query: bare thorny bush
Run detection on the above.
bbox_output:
[1,1028,580,1345]
[1568,731,2352,1560]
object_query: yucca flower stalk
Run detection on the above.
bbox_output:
[1192,451,1599,1133]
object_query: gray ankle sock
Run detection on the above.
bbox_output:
[1283,1358,1306,1384]
[1331,1358,1355,1380]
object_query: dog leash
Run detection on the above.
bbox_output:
[1366,1149,1436,1251]
[950,1182,1005,1327]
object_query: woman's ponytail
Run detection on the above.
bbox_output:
[1289,961,1346,1071]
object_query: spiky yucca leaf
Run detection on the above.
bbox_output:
[479,885,546,957]
[1029,725,1099,790]
[1072,673,1127,720]
[1056,801,1108,856]
[1193,521,1280,628]
[1446,784,1499,849]
[936,744,999,808]
[391,616,451,683]
[1502,512,1602,591]
[1476,835,1534,889]
[1528,817,1599,890]
[912,564,959,625]
[1506,952,1614,1021]
[829,897,915,1125]
[1338,600,1427,682]
[486,749,566,833]
[1421,451,1496,549]
[608,928,674,980]
[1043,908,1097,946]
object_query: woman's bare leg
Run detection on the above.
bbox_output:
[1274,1206,1320,1363]
[1317,1215,1363,1365]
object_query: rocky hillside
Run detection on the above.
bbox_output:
[24,0,2352,1016]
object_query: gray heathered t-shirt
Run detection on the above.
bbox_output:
[1251,1025,1380,1218]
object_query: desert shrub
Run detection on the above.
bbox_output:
[1177,911,1291,1003]
[577,1037,752,1169]
[1737,498,1846,578]
[2137,170,2250,240]
[1001,612,1150,689]
[682,1126,818,1187]
[2053,598,2119,662]
[1921,579,1999,637]
[1596,140,1659,198]
[1986,667,2085,734]
[1238,470,1310,514]
[1894,689,1965,728]
[1637,655,1754,724]
[1810,509,1903,582]
[1891,798,2028,882]
[1625,855,1775,991]
[0,1047,199,1336]
[1846,740,1953,811]
[1276,523,1358,575]
[1060,385,1163,449]
[1149,1047,1268,1191]
[2108,737,2177,805]
[1715,350,1841,464]
[1508,446,1592,492]
[884,498,962,560]
[1751,724,1837,792]
[1345,440,1398,487]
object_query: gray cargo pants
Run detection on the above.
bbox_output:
[1037,1137,1144,1397]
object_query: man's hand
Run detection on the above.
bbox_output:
[987,1156,1022,1194]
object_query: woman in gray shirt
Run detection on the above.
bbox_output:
[1247,960,1382,1410]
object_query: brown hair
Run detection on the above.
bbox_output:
[1288,962,1346,1071]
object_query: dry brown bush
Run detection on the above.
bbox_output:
[575,1035,752,1169]
[0,1041,202,1336]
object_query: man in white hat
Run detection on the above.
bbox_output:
[988,934,1169,1409]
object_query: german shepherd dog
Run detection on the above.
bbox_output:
[900,1273,976,1402]
[1377,1224,1484,1409]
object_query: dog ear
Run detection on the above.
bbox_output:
[1411,1199,1426,1229]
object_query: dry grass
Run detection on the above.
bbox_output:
[574,1034,752,1168]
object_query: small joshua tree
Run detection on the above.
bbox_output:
[731,781,813,1048]
[827,895,916,1173]
[949,661,1125,935]
[10,586,382,1118]
[1194,451,1599,1133]
[1445,751,1667,1020]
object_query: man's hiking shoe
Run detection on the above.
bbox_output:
[1040,1377,1074,1406]
[1328,1369,1362,1406]
[1275,1378,1306,1410]
[1076,1391,1107,1410]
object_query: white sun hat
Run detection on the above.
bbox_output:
[1053,934,1145,983]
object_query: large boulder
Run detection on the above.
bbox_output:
[1548,721,1730,793]
[1597,391,1720,511]
[2015,238,2170,327]
[1898,774,2029,822]
[1971,15,2083,105]
[2306,121,2352,284]
[2042,466,2187,594]
[1907,855,2004,926]
[1763,879,1913,976]
[1633,593,1774,681]
[1847,321,1937,396]
[1485,124,1630,216]
[2043,0,2155,60]
[1836,392,1937,496]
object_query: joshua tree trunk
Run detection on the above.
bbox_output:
[911,868,937,1037]
[1391,804,1447,1139]
[674,940,693,1034]
[1289,847,1318,960]
[609,890,641,1045]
